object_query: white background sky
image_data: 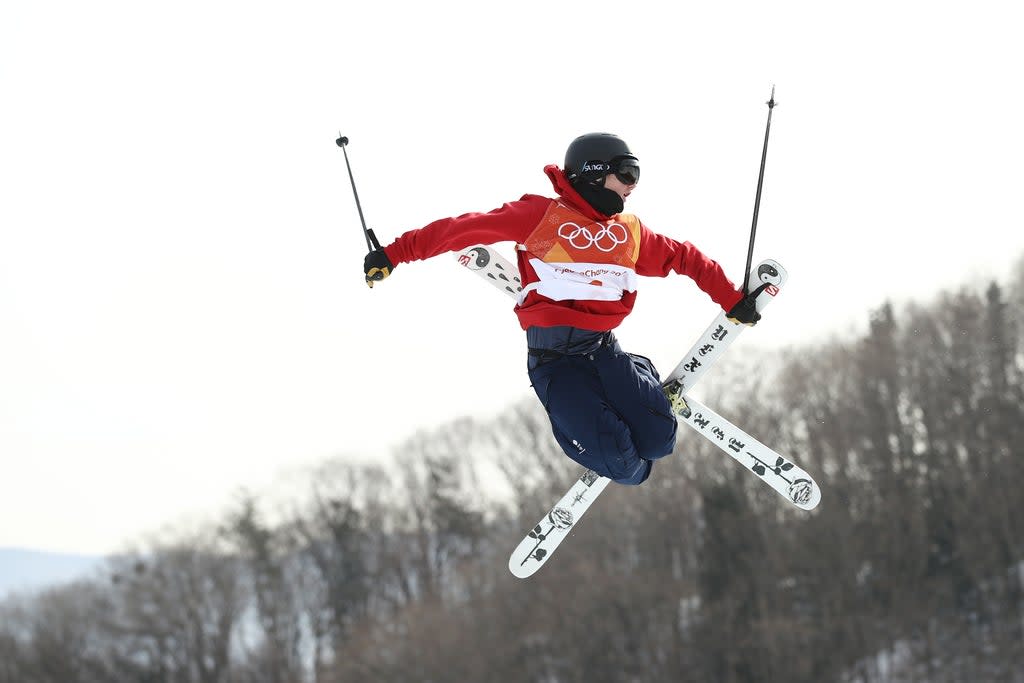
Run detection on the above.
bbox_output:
[2,1,1023,554]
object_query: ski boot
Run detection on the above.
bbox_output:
[662,379,691,418]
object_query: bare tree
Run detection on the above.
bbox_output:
[221,495,304,683]
[100,533,246,683]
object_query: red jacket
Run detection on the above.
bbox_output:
[384,166,744,331]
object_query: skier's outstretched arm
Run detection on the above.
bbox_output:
[634,226,747,312]
[362,195,549,288]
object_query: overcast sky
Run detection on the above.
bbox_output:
[2,1,1023,554]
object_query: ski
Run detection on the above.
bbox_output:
[674,394,821,510]
[507,469,609,579]
[455,245,806,578]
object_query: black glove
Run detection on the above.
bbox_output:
[726,290,761,326]
[364,248,395,288]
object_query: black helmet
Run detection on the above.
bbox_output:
[564,133,639,185]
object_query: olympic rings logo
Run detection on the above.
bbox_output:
[557,221,629,252]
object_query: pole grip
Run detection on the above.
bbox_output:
[366,228,381,251]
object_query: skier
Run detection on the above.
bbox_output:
[363,133,761,484]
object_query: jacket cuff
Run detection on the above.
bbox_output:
[723,288,745,312]
[383,243,402,266]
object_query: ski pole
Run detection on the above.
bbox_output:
[335,134,381,253]
[741,86,777,295]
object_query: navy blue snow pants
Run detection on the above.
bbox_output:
[526,326,677,485]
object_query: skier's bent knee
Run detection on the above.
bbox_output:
[612,459,652,486]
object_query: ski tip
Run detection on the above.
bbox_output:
[754,258,787,288]
[789,478,821,511]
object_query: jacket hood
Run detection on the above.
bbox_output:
[543,165,614,221]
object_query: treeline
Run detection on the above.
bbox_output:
[2,268,1024,682]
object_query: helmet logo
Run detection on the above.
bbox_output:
[557,221,628,252]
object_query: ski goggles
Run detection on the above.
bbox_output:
[578,155,640,185]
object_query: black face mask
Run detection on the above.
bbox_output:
[571,180,624,217]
